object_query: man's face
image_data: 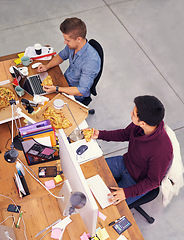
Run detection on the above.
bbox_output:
[131,106,141,126]
[63,33,79,49]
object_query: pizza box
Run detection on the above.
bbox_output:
[0,80,20,124]
[35,93,89,136]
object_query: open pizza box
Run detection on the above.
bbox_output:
[0,80,20,124]
[35,93,89,136]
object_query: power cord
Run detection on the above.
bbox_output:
[5,230,13,240]
[0,194,27,240]
[0,215,15,228]
[17,158,64,199]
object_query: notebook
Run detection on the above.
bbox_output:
[13,66,49,97]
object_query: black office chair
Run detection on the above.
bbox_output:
[81,39,104,114]
[128,187,160,223]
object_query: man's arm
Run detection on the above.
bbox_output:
[37,54,64,72]
[42,85,83,96]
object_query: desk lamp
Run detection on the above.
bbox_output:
[68,192,87,215]
[54,99,84,140]
[4,100,22,163]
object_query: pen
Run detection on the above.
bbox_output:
[108,216,125,226]
[16,211,22,228]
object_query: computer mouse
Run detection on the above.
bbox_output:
[32,62,42,69]
[76,145,88,155]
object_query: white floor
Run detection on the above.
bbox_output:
[1,1,184,239]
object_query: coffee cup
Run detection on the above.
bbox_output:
[15,86,25,97]
[34,43,42,55]
[21,56,33,66]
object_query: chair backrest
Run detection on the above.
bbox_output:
[88,39,104,96]
[161,124,184,207]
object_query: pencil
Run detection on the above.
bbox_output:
[16,211,22,228]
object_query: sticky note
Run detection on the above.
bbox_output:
[96,228,109,240]
[14,58,22,65]
[98,211,107,221]
[45,179,55,189]
[116,235,127,240]
[51,228,63,239]
[96,227,101,233]
[18,52,25,58]
[54,175,63,183]
[80,232,89,240]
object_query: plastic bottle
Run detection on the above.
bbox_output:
[16,162,25,176]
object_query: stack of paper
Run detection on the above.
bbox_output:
[14,172,30,198]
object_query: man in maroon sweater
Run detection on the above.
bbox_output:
[92,95,173,205]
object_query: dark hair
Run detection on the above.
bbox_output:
[60,17,87,39]
[134,95,165,126]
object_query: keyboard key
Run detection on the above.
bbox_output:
[29,75,46,95]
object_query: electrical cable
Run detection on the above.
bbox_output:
[39,229,52,240]
[17,158,64,199]
[0,215,15,227]
[0,194,28,240]
[5,122,12,150]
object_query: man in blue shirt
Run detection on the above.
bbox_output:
[38,17,101,102]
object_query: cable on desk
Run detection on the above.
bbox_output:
[39,229,52,240]
[17,158,64,199]
[0,215,15,228]
[0,194,28,240]
[5,123,12,150]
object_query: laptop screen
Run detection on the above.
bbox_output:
[13,67,34,96]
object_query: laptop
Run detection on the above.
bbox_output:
[13,66,49,97]
[0,225,16,240]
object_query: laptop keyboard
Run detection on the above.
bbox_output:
[29,75,46,95]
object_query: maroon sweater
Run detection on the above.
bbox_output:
[98,121,173,198]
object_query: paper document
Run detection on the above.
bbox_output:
[34,136,52,147]
[14,173,26,195]
[70,139,103,164]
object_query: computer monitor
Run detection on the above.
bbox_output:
[57,129,98,237]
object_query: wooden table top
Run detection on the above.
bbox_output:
[0,52,144,240]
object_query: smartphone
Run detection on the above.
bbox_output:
[38,166,57,178]
[7,204,21,213]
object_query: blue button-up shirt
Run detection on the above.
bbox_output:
[59,41,101,101]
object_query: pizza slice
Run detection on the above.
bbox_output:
[82,128,94,142]
[61,117,72,129]
[41,75,53,86]
[0,87,15,109]
[42,107,72,130]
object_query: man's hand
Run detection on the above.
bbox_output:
[108,187,126,205]
[43,85,56,93]
[91,129,99,139]
[37,63,48,72]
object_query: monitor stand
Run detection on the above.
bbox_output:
[58,180,79,216]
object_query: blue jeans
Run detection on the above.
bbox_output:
[105,155,146,205]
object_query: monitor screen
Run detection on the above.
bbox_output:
[57,129,98,237]
[13,67,34,96]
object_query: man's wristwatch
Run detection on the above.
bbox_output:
[56,86,59,92]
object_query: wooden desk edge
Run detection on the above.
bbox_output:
[81,157,144,240]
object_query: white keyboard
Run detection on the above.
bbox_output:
[86,174,113,209]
